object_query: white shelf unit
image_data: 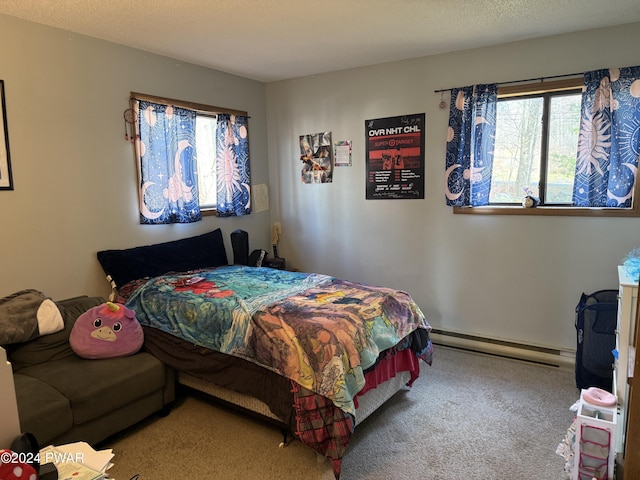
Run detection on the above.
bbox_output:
[615,266,638,456]
[0,347,21,449]
[573,394,617,480]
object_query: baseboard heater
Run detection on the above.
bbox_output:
[430,328,575,368]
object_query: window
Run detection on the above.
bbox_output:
[195,114,218,209]
[490,80,583,206]
[131,92,251,224]
[445,66,640,217]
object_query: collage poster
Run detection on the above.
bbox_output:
[299,131,333,184]
[365,113,425,199]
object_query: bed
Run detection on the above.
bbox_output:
[97,228,432,479]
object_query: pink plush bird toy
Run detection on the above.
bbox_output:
[70,301,143,359]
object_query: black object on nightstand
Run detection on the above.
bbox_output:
[231,229,249,265]
[263,257,286,270]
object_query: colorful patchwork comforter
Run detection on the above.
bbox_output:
[124,265,432,477]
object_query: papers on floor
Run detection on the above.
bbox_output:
[40,442,114,480]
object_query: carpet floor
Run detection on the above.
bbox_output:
[102,345,579,480]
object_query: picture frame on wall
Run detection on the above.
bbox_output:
[0,80,13,190]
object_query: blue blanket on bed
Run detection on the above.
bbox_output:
[126,265,432,416]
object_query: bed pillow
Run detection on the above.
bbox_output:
[96,228,228,288]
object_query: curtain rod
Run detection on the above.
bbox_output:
[433,71,584,93]
[130,91,249,117]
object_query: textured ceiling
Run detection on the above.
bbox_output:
[1,0,640,82]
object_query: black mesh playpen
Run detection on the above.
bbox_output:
[575,290,618,392]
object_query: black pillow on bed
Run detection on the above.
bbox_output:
[97,228,228,288]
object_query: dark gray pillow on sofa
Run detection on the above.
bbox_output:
[0,289,64,344]
[7,296,105,371]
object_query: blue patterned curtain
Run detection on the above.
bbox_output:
[573,66,640,207]
[216,114,251,217]
[137,101,201,224]
[445,84,498,206]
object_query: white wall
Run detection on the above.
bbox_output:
[0,15,270,300]
[266,23,640,352]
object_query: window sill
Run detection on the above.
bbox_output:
[201,208,217,217]
[453,205,640,217]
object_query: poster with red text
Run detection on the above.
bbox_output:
[365,113,425,199]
